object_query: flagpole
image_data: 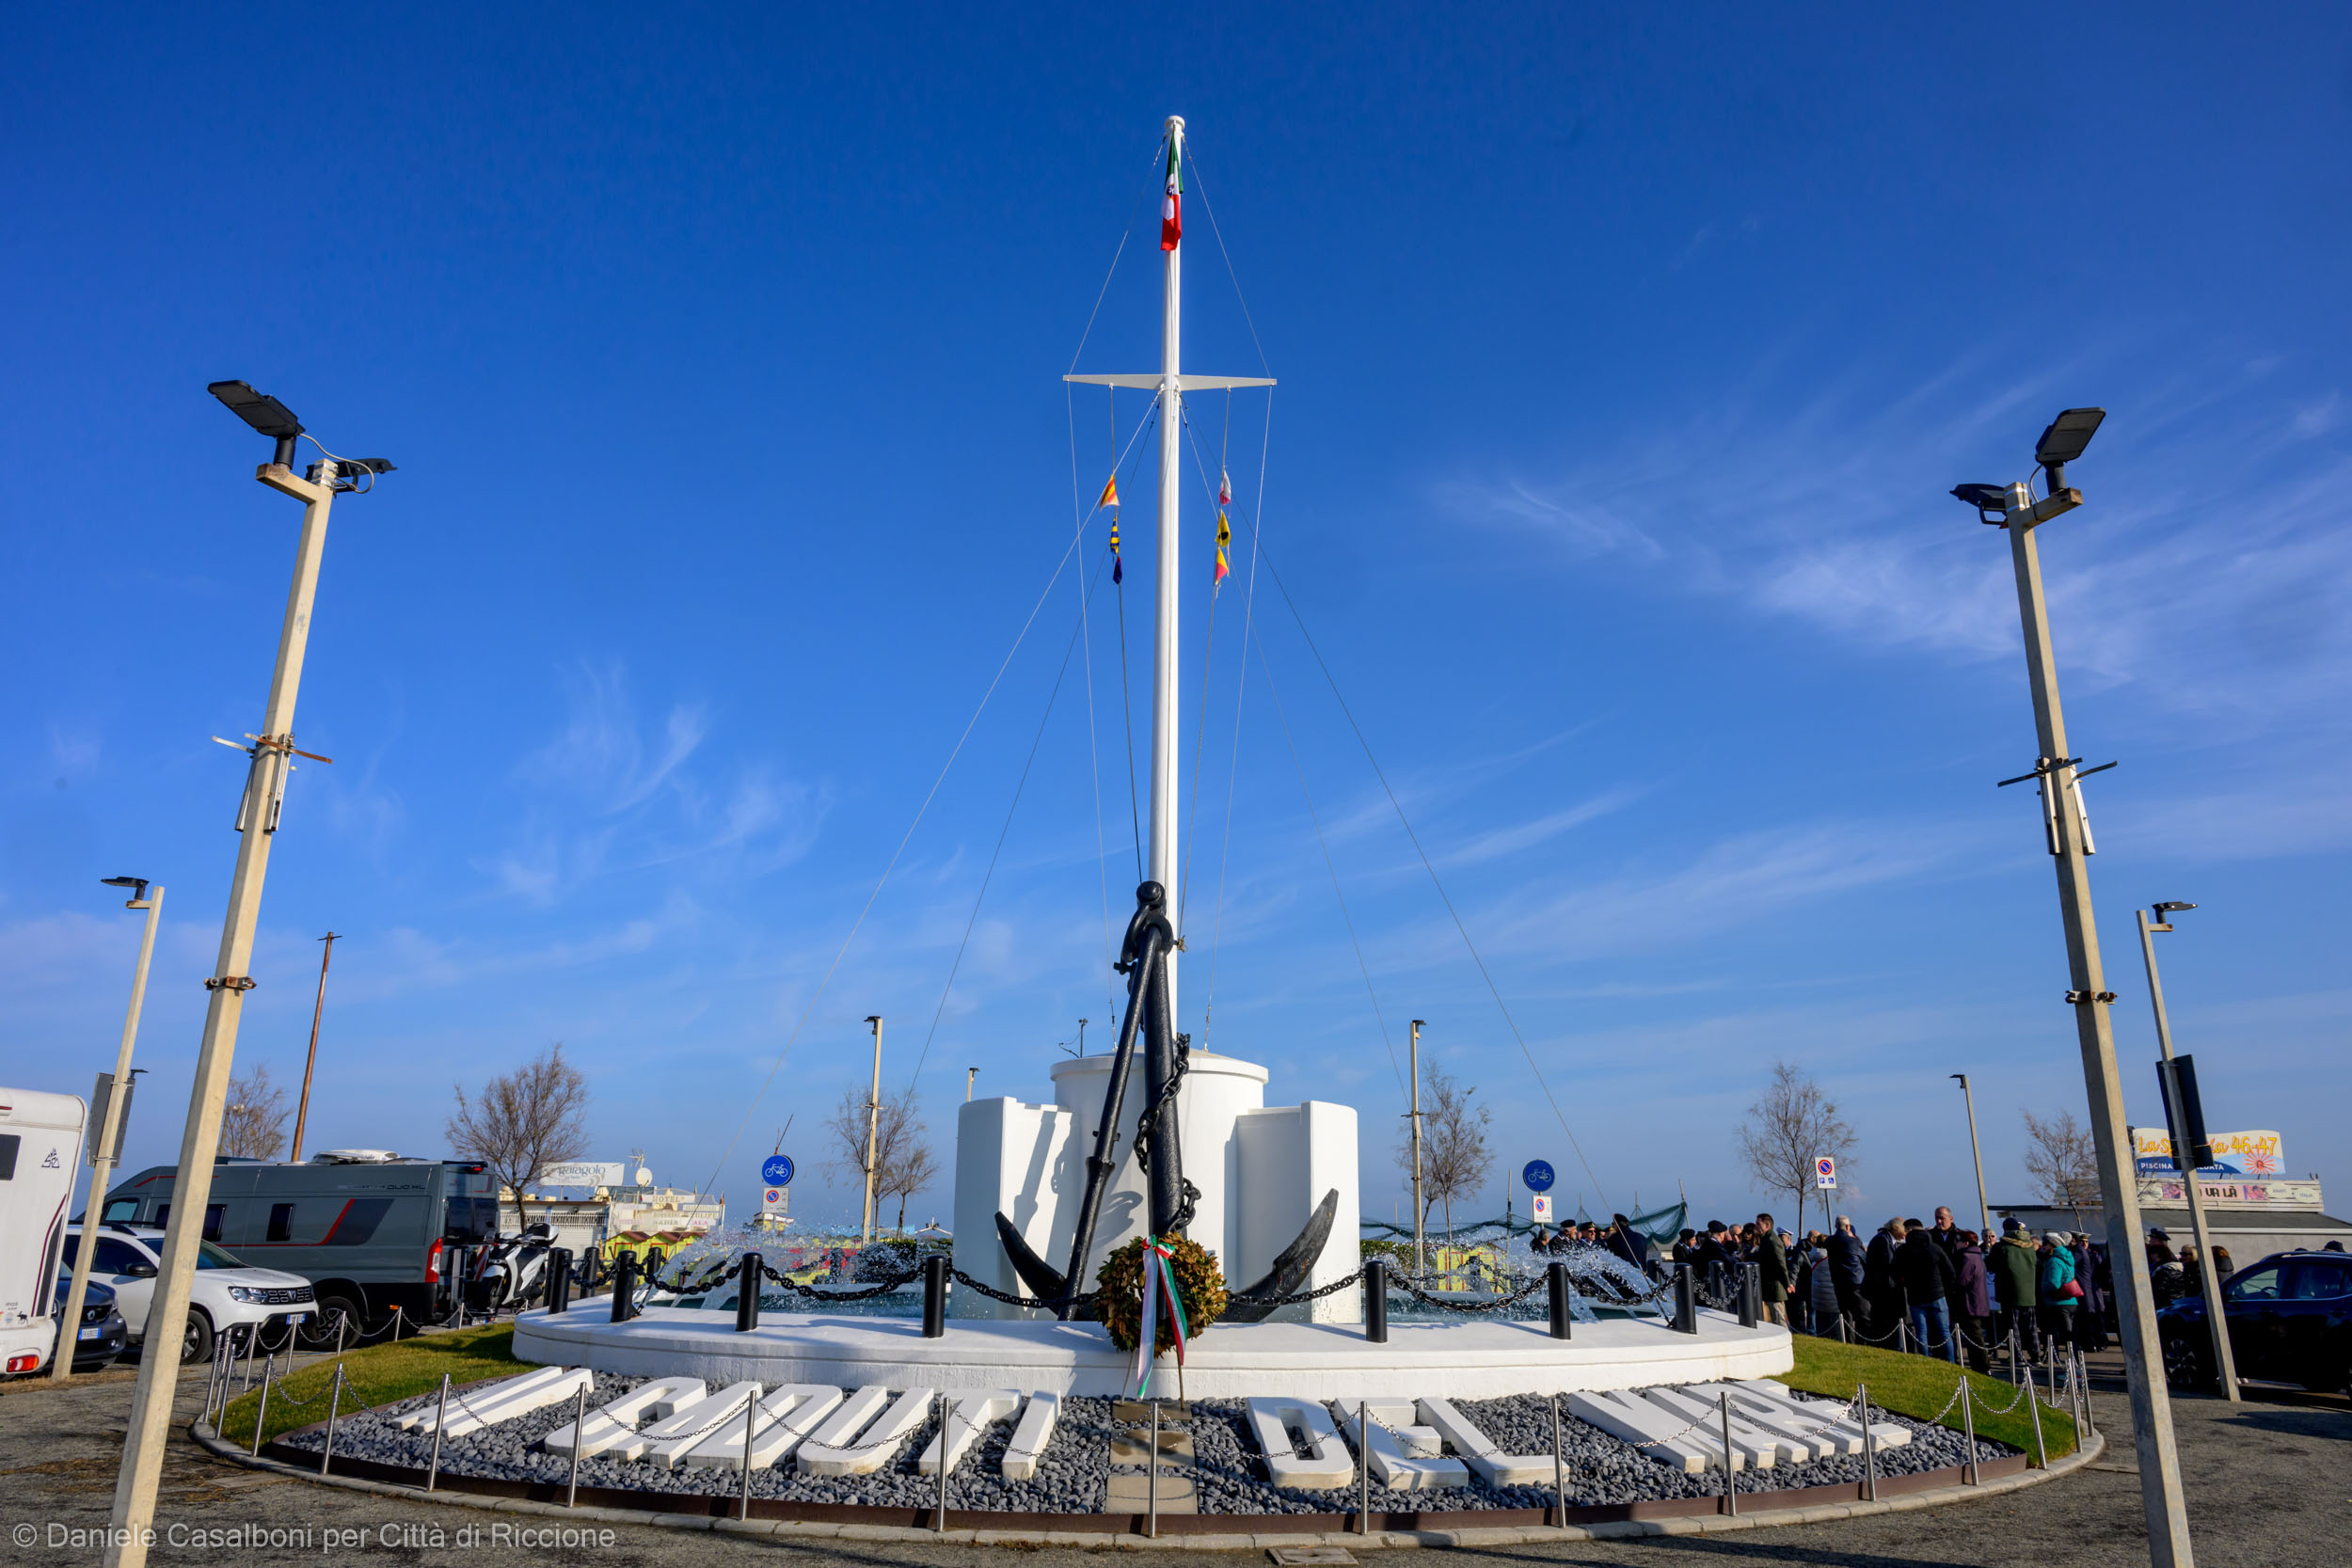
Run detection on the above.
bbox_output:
[1152,114,1185,1025]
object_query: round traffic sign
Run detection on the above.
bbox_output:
[762,1154,795,1186]
[1522,1160,1555,1193]
[762,1187,784,1207]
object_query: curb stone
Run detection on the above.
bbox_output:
[187,1418,2102,1549]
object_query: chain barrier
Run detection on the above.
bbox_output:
[1391,1273,1551,1314]
[755,1259,919,1301]
[1231,1267,1365,1309]
[947,1266,1101,1313]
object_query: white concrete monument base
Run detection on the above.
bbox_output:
[512,1306,1792,1402]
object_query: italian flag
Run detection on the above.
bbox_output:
[1160,139,1183,251]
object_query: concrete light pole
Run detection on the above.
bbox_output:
[1408,1020,1426,1278]
[2137,903,2238,1402]
[288,930,341,1164]
[1951,1073,1993,1243]
[54,879,163,1385]
[861,1016,883,1246]
[109,380,389,1568]
[966,1067,977,1103]
[1960,410,2194,1568]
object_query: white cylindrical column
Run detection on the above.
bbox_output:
[1152,114,1184,1019]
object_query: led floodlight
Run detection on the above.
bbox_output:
[2035,406,2106,467]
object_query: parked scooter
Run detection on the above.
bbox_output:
[468,1221,556,1316]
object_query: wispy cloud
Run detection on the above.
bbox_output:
[1434,351,2352,729]
[483,660,830,904]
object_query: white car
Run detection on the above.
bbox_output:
[63,1225,314,1364]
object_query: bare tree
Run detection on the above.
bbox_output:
[220,1064,291,1161]
[1735,1059,1855,1234]
[1394,1063,1491,1245]
[447,1043,590,1230]
[826,1085,937,1233]
[2022,1107,2100,1224]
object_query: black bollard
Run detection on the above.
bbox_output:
[920,1254,949,1338]
[548,1248,573,1315]
[738,1251,763,1333]
[611,1252,639,1323]
[1673,1264,1698,1334]
[1547,1260,1573,1339]
[1362,1258,1388,1343]
[1738,1263,1758,1329]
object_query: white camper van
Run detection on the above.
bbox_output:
[2,1087,87,1374]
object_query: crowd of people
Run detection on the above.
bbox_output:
[1665,1207,2118,1369]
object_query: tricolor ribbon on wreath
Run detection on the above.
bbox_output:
[1128,1234,1192,1398]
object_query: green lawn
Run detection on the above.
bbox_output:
[1777,1334,2078,1462]
[216,1323,528,1449]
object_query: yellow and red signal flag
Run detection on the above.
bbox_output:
[1213,509,1232,586]
[1099,473,1120,512]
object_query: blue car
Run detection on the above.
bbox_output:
[2157,1248,2352,1395]
[54,1275,131,1372]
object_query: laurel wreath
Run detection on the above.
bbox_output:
[1094,1235,1229,1354]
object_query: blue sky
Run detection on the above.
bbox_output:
[6,7,2346,1236]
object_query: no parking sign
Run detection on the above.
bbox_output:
[1815,1156,1837,1190]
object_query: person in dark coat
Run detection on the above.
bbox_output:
[1827,1215,1867,1337]
[1753,1213,1792,1324]
[1896,1222,1961,1360]
[1954,1230,1993,1371]
[2069,1234,2106,1351]
[1861,1219,1906,1344]
[1606,1214,1645,1275]
[1672,1229,1700,1270]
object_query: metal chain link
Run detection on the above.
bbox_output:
[947,1266,1101,1312]
[1230,1268,1365,1309]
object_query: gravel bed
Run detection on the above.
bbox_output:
[276,1374,2015,1515]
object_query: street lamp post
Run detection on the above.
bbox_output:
[106,383,390,1568]
[289,930,341,1164]
[1951,1073,1993,1243]
[1407,1020,1426,1278]
[861,1016,883,1247]
[1955,407,2194,1568]
[54,879,164,1385]
[2137,903,2238,1402]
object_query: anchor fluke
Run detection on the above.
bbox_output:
[993,1212,1069,1307]
[1222,1187,1341,1323]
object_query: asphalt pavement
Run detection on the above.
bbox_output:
[1,1344,2343,1567]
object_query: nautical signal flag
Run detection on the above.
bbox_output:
[1214,509,1232,586]
[1099,474,1120,512]
[1109,520,1123,585]
[1217,467,1231,507]
[1161,139,1183,251]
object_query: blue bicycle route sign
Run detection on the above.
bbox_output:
[1521,1160,1555,1193]
[762,1154,795,1187]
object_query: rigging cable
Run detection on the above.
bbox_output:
[905,551,1111,1093]
[1223,509,1610,1208]
[1068,390,1119,1017]
[701,401,1162,1198]
[1174,396,1228,931]
[1248,619,1406,1100]
[1111,398,1150,878]
[1182,148,1273,376]
[1198,388,1274,1051]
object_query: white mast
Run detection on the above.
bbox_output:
[1152,114,1185,1011]
[1066,116,1273,1028]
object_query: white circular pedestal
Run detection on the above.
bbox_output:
[512,1306,1792,1401]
